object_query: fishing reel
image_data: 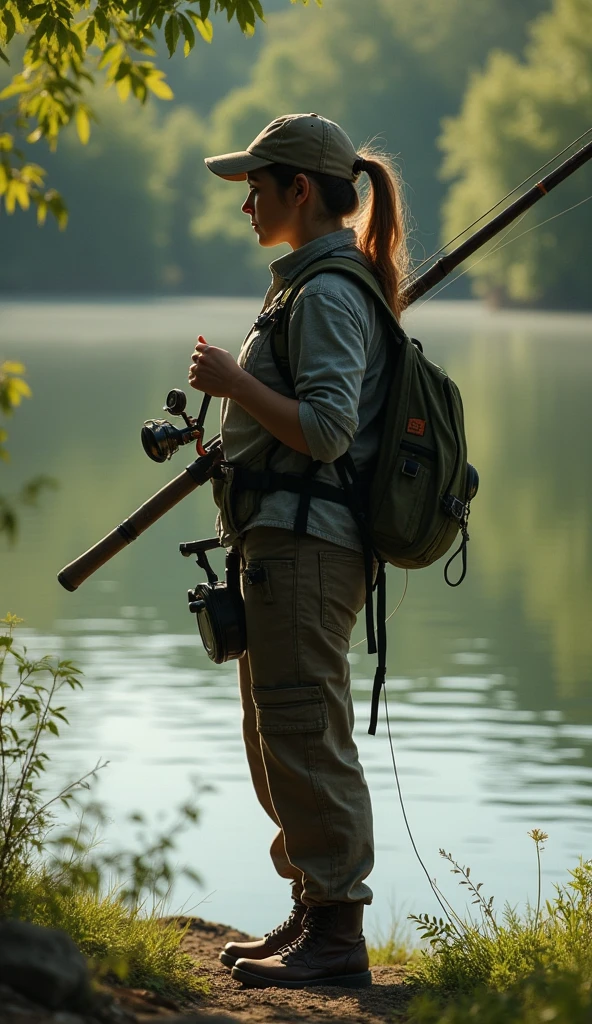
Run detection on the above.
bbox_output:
[141,389,211,463]
[180,538,246,664]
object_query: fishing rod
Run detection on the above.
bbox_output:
[403,125,592,285]
[403,134,592,305]
[58,132,592,592]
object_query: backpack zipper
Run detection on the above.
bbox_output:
[400,440,437,461]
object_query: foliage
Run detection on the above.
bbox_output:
[367,916,418,967]
[408,834,592,994]
[193,0,552,279]
[0,361,56,542]
[0,616,207,994]
[440,0,592,308]
[406,969,592,1024]
[0,0,314,224]
[11,870,206,995]
[0,0,555,297]
[0,612,94,915]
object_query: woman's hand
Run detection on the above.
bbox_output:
[188,336,245,399]
[189,335,311,455]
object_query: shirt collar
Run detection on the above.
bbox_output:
[268,228,358,290]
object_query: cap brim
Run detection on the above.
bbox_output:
[204,151,273,181]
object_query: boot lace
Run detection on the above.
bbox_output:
[264,902,303,942]
[279,905,339,962]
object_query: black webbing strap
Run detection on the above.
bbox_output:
[230,466,351,507]
[368,561,387,736]
[294,460,322,535]
[334,452,378,658]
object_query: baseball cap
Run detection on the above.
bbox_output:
[204,113,360,182]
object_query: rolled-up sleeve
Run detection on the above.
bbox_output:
[288,283,368,463]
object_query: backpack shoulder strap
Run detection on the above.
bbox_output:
[270,255,406,391]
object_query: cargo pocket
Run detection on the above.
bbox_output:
[319,550,366,641]
[253,683,328,735]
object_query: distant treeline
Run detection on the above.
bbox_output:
[1,0,590,308]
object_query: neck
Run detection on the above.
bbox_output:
[289,218,344,250]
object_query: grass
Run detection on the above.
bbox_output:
[398,833,592,1024]
[10,864,206,997]
[368,915,419,967]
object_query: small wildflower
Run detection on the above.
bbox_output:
[528,829,549,845]
[1,612,24,626]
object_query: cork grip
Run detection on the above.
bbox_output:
[57,447,221,592]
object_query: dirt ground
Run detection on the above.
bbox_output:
[113,917,414,1024]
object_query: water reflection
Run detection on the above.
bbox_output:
[1,298,591,935]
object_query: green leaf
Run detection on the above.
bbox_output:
[85,19,95,45]
[75,106,90,144]
[178,12,195,55]
[198,0,209,17]
[55,19,68,50]
[144,70,173,99]
[0,47,9,66]
[27,3,49,19]
[94,7,110,35]
[164,13,180,56]
[68,27,83,59]
[2,9,16,44]
[186,9,212,40]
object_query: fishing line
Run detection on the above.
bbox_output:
[411,190,592,311]
[350,569,409,651]
[382,678,457,926]
[411,208,532,310]
[403,126,592,285]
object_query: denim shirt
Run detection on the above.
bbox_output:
[218,227,391,552]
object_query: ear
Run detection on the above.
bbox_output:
[293,173,311,206]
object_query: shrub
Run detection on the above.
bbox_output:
[0,614,206,996]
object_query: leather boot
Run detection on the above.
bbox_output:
[231,901,372,988]
[219,894,306,968]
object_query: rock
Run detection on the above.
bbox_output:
[0,920,93,1012]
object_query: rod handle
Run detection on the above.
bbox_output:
[58,447,220,591]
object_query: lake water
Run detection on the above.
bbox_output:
[1,297,591,943]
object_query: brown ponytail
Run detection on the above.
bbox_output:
[352,149,410,320]
[267,148,409,319]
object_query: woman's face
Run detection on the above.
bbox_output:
[241,169,305,248]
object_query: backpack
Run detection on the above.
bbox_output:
[230,253,478,733]
[269,255,477,579]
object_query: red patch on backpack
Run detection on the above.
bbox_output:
[407,418,426,437]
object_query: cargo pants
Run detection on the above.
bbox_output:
[237,526,374,906]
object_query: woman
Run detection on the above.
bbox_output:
[188,112,408,990]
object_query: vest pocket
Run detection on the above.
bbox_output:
[253,683,328,735]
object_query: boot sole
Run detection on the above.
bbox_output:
[231,965,373,989]
[219,951,238,968]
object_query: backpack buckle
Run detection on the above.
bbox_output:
[442,495,466,521]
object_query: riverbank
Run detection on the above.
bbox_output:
[0,917,413,1024]
[173,917,412,1023]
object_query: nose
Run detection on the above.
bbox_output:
[242,191,254,216]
